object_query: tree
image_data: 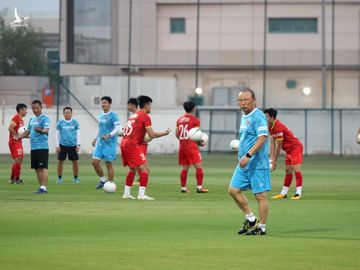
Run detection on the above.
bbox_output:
[0,10,47,75]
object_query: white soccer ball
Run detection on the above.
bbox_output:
[200,132,209,145]
[17,126,27,135]
[188,127,203,142]
[357,134,360,143]
[143,133,153,142]
[103,181,117,193]
[229,139,240,151]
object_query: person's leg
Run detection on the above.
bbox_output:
[35,168,48,193]
[92,158,106,189]
[57,160,64,183]
[72,160,79,183]
[105,161,114,181]
[292,164,303,198]
[194,162,207,192]
[123,168,137,199]
[137,162,153,200]
[13,157,23,183]
[272,164,293,199]
[255,192,269,225]
[180,165,189,192]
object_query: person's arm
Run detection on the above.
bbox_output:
[8,121,18,137]
[357,128,360,145]
[55,129,61,153]
[92,127,99,147]
[102,124,121,140]
[75,128,80,152]
[175,123,180,139]
[270,139,283,171]
[146,126,171,138]
[239,135,267,168]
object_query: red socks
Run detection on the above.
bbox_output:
[125,171,136,186]
[180,170,188,187]
[283,173,293,187]
[11,163,21,180]
[139,171,149,187]
[295,172,303,187]
[196,168,203,186]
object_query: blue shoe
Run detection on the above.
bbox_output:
[56,178,62,184]
[96,181,105,189]
[73,178,80,184]
[34,188,48,194]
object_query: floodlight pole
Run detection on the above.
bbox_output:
[127,0,133,119]
[331,0,335,154]
[262,0,268,109]
[195,0,200,91]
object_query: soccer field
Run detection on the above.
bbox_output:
[0,154,359,270]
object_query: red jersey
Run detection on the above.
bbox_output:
[176,114,200,149]
[269,120,303,153]
[9,114,24,143]
[122,111,152,146]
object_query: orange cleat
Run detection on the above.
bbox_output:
[271,194,287,199]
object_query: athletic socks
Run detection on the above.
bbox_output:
[283,173,293,188]
[295,172,303,188]
[139,171,149,187]
[180,170,188,187]
[99,176,106,183]
[195,168,203,186]
[245,213,256,223]
[280,186,290,195]
[125,171,136,187]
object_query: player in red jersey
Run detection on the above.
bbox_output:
[264,108,304,200]
[8,103,28,184]
[176,101,208,193]
[126,97,149,183]
[121,95,170,200]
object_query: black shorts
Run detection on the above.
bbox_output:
[58,145,79,161]
[31,149,49,169]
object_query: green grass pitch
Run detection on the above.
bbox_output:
[0,153,359,270]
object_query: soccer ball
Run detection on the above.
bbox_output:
[118,128,125,136]
[200,132,209,145]
[357,134,360,143]
[17,126,27,135]
[143,133,153,142]
[229,139,240,151]
[188,127,203,141]
[103,181,116,193]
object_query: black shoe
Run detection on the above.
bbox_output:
[196,188,208,193]
[238,218,258,235]
[180,189,189,193]
[245,226,266,235]
[95,181,105,189]
[15,179,24,185]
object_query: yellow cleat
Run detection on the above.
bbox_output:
[291,194,302,200]
[271,194,287,199]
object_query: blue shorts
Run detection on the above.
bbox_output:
[230,165,271,194]
[92,143,116,162]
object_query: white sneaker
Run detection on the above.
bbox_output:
[122,194,135,199]
[137,195,155,200]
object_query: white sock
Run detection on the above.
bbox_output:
[281,186,289,195]
[197,185,202,190]
[258,223,266,232]
[40,185,47,191]
[296,186,302,196]
[245,213,256,222]
[100,176,106,183]
[124,185,131,196]
[138,186,146,197]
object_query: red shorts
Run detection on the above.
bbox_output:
[178,146,202,166]
[121,143,147,168]
[9,141,24,159]
[285,145,303,165]
[139,144,148,156]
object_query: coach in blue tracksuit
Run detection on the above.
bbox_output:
[228,88,271,236]
[55,106,81,184]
